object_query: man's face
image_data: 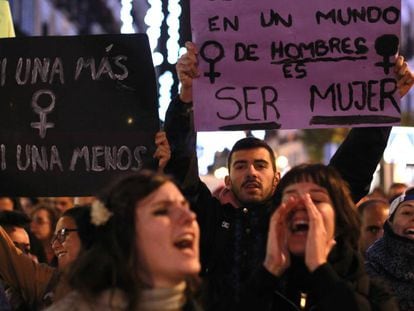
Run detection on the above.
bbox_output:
[0,197,14,211]
[8,227,31,254]
[360,203,388,254]
[225,147,278,205]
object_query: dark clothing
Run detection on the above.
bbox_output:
[0,226,56,310]
[366,221,414,311]
[0,283,11,311]
[239,240,398,311]
[165,97,392,310]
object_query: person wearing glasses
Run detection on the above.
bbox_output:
[0,206,95,310]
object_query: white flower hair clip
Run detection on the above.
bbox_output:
[91,200,113,226]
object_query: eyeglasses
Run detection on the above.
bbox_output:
[51,228,78,245]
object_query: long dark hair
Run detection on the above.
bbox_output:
[68,170,175,309]
[273,163,361,249]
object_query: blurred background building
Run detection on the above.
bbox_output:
[7,0,414,193]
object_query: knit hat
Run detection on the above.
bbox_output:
[389,188,414,219]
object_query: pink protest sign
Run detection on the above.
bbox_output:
[191,1,401,131]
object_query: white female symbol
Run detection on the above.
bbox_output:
[30,90,55,139]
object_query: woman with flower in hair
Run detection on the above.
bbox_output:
[366,187,414,311]
[48,170,202,311]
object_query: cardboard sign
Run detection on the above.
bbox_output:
[191,1,401,131]
[0,34,159,196]
[0,0,15,38]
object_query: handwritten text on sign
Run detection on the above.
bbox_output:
[0,34,159,196]
[191,0,401,131]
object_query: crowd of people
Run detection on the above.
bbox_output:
[0,42,413,311]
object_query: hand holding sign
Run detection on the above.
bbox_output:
[176,42,199,103]
[395,55,414,97]
[153,131,171,173]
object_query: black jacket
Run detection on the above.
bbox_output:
[366,221,414,311]
[164,97,392,310]
[239,240,398,311]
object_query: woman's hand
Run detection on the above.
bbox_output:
[176,42,199,103]
[263,197,293,276]
[153,131,171,172]
[303,194,336,272]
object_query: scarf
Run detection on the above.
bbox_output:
[366,221,414,311]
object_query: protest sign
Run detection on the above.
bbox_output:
[191,1,401,131]
[0,0,15,38]
[0,34,159,196]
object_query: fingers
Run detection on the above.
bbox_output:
[176,43,199,104]
[154,131,168,146]
[265,202,291,276]
[397,66,414,87]
[268,202,288,243]
[185,41,198,54]
[327,239,336,253]
[395,55,414,97]
[153,131,171,172]
[394,55,405,75]
[302,193,334,271]
[176,42,199,80]
[274,196,296,232]
[303,193,323,229]
[176,54,199,77]
[273,199,290,224]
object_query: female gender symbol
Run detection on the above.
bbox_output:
[374,35,399,75]
[199,40,225,84]
[30,89,56,139]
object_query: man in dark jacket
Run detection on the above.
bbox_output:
[165,42,414,310]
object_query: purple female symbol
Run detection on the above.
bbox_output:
[200,40,225,84]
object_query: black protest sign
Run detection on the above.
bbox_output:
[0,34,159,196]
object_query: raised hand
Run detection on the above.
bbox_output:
[153,131,171,172]
[263,197,294,276]
[176,42,199,103]
[395,55,414,97]
[303,193,336,272]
